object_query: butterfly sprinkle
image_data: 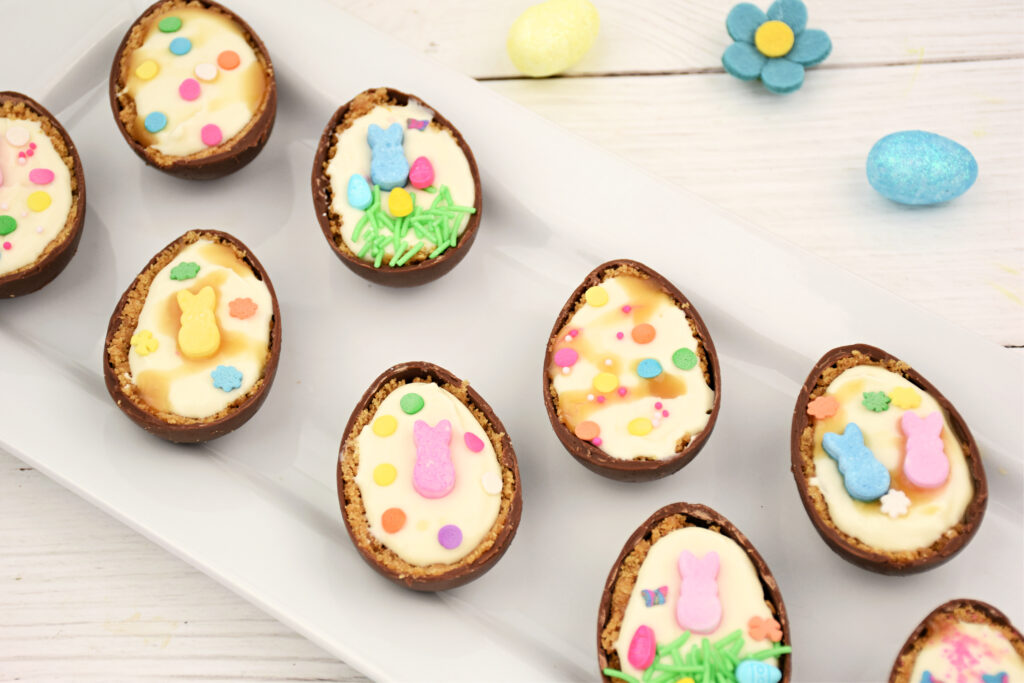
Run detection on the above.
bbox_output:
[641,585,668,607]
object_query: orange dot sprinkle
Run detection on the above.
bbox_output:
[574,421,600,441]
[807,395,839,419]
[217,50,240,70]
[631,323,656,344]
[381,507,406,533]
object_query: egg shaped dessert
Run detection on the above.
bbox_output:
[791,344,987,574]
[337,362,521,591]
[312,87,482,286]
[599,503,792,683]
[110,0,276,179]
[104,230,281,442]
[0,91,85,298]
[543,260,721,481]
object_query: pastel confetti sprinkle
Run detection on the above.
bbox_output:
[748,615,783,642]
[169,37,192,55]
[807,395,839,419]
[637,358,663,379]
[616,332,624,339]
[228,297,257,319]
[622,305,632,313]
[179,78,201,101]
[5,127,29,146]
[617,387,628,396]
[464,432,485,453]
[585,285,608,307]
[217,50,240,69]
[27,192,51,212]
[129,329,159,356]
[879,488,911,518]
[0,216,16,236]
[144,111,167,133]
[628,417,653,436]
[158,16,182,32]
[407,118,429,130]
[672,347,698,370]
[169,261,200,280]
[438,524,463,550]
[372,415,398,437]
[641,586,667,607]
[592,436,603,446]
[135,60,159,80]
[373,463,397,486]
[201,124,223,147]
[400,392,425,415]
[481,471,503,495]
[194,63,218,81]
[2,242,10,251]
[631,323,656,344]
[890,386,922,409]
[574,421,600,441]
[28,169,54,185]
[593,372,619,393]
[862,391,891,412]
[553,347,579,368]
[381,507,406,533]
[211,365,243,392]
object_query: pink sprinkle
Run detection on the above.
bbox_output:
[596,396,606,404]
[26,149,34,157]
[652,418,661,427]
[201,124,223,147]
[592,437,603,446]
[553,347,579,368]
[662,410,670,417]
[617,387,627,397]
[3,242,11,250]
[568,329,579,338]
[654,402,663,410]
[29,142,36,150]
[179,78,201,101]
[0,203,7,210]
[622,305,632,313]
[464,432,484,453]
[29,168,55,185]
[616,332,624,340]
[35,226,43,233]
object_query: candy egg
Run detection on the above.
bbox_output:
[866,130,978,205]
[408,156,435,189]
[507,0,600,77]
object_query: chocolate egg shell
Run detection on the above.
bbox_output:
[542,259,721,482]
[103,229,281,443]
[311,87,483,287]
[0,92,86,298]
[597,502,792,682]
[790,343,987,574]
[337,362,522,591]
[109,0,277,180]
[888,599,1023,682]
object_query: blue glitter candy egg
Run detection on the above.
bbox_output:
[866,130,978,205]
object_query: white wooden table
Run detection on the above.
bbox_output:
[2,1,1021,680]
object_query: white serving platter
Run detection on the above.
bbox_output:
[1,0,1021,680]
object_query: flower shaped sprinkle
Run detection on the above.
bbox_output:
[170,261,200,281]
[748,615,783,642]
[880,488,911,518]
[130,329,159,356]
[862,391,891,412]
[722,0,832,94]
[211,365,243,392]
[889,386,922,410]
[228,297,258,320]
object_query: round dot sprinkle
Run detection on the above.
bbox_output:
[27,192,51,212]
[464,433,484,453]
[616,332,624,340]
[0,216,17,236]
[135,60,159,80]
[169,37,191,55]
[574,421,600,441]
[617,387,628,397]
[28,169,54,185]
[5,127,29,146]
[553,347,579,368]
[637,358,663,379]
[2,242,10,251]
[481,471,503,495]
[373,463,397,486]
[381,508,406,533]
[194,63,218,81]
[628,417,653,436]
[593,372,619,393]
[372,415,397,437]
[438,524,463,550]
[400,392,424,415]
[585,285,608,307]
[178,78,201,101]
[631,323,656,344]
[201,124,223,147]
[592,436,603,446]
[158,16,182,32]
[672,348,698,370]
[144,111,167,133]
[217,50,240,70]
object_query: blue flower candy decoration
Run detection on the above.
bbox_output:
[722,0,831,94]
[211,365,243,392]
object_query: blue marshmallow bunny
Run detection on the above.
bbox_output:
[822,422,890,502]
[367,123,409,190]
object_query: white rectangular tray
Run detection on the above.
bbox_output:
[2,1,1021,680]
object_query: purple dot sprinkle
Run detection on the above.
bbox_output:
[438,524,462,549]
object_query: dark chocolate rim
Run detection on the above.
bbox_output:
[597,502,792,682]
[888,598,1024,682]
[0,92,86,298]
[790,343,988,574]
[542,259,722,482]
[336,361,522,591]
[108,0,277,180]
[311,87,483,287]
[103,229,282,443]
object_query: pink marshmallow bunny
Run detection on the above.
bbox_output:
[412,419,455,499]
[675,550,722,634]
[901,411,949,489]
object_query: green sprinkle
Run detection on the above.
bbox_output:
[862,390,891,412]
[641,666,655,682]
[169,261,200,281]
[602,669,640,683]
[423,185,437,193]
[356,240,373,258]
[666,631,692,652]
[715,630,743,649]
[373,250,384,269]
[395,241,424,267]
[0,215,16,236]
[429,243,448,259]
[750,645,792,660]
[702,639,711,682]
[158,16,182,32]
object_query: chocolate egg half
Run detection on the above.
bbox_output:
[791,344,987,574]
[0,91,86,298]
[598,503,792,683]
[312,87,482,286]
[888,599,1023,682]
[337,362,522,591]
[543,259,721,481]
[109,0,277,179]
[104,230,281,442]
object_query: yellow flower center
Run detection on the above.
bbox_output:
[755,20,795,58]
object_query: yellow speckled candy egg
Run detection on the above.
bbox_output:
[507,0,600,77]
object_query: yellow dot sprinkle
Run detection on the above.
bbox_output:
[373,463,397,486]
[416,520,429,531]
[890,386,922,409]
[628,417,653,436]
[135,60,159,80]
[585,285,608,307]
[27,191,51,212]
[388,187,413,217]
[593,372,619,393]
[755,20,795,57]
[678,678,696,683]
[372,415,398,437]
